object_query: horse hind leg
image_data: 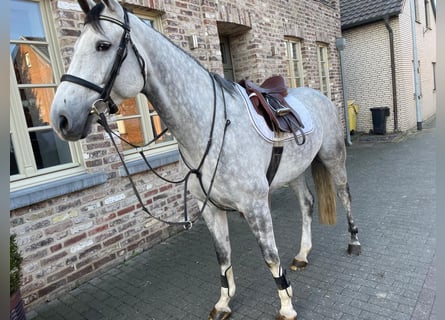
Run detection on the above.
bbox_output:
[289,175,314,270]
[337,182,361,255]
[315,143,361,255]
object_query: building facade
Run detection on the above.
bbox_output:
[340,0,436,133]
[10,0,344,309]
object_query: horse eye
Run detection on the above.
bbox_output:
[96,41,112,51]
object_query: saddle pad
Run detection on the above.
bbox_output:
[235,83,314,143]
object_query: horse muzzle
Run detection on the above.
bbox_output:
[51,103,96,141]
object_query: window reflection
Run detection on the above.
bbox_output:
[29,129,72,169]
[10,0,45,40]
[11,43,54,85]
[10,135,19,176]
[21,88,55,127]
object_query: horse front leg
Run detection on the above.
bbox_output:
[244,199,297,320]
[201,203,235,320]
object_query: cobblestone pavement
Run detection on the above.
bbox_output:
[27,119,436,320]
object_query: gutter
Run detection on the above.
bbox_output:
[410,0,423,130]
[384,16,399,132]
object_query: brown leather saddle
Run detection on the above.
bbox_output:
[239,76,305,145]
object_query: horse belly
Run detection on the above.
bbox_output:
[269,133,321,189]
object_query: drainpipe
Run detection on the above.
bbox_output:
[336,36,352,146]
[410,0,422,130]
[384,16,399,132]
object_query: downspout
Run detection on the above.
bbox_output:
[410,0,422,130]
[336,37,352,145]
[384,16,399,132]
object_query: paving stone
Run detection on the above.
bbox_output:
[26,121,436,319]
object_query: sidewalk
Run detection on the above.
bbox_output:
[27,119,436,320]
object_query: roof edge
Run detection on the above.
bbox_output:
[341,13,399,31]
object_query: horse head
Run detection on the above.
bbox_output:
[50,0,146,141]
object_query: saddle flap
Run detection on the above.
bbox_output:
[239,76,304,141]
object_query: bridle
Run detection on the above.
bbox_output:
[60,8,146,115]
[59,7,233,229]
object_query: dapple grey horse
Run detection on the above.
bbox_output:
[50,0,360,318]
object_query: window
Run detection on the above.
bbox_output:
[220,36,234,81]
[10,0,83,188]
[284,38,304,88]
[316,43,331,98]
[114,14,175,157]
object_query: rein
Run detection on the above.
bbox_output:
[59,8,232,228]
[97,73,231,229]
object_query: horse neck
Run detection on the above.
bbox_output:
[131,16,217,154]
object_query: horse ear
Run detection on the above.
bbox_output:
[78,0,95,14]
[102,0,121,12]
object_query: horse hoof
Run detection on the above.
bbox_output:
[209,308,231,320]
[276,313,297,320]
[348,243,361,255]
[290,258,307,271]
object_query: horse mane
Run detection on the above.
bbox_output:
[211,73,237,96]
[152,31,236,96]
[83,2,236,96]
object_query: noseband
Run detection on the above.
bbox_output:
[60,8,146,114]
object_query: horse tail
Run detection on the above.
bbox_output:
[311,156,337,225]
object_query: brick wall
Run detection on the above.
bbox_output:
[11,0,344,310]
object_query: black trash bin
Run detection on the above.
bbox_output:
[370,107,390,135]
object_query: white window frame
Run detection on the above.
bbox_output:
[10,0,84,191]
[316,43,331,99]
[284,37,304,88]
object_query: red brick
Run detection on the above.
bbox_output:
[144,189,159,198]
[63,233,86,247]
[38,279,67,297]
[160,184,173,192]
[93,254,116,270]
[103,234,123,246]
[117,205,135,216]
[67,265,93,282]
[88,224,109,236]
[50,243,62,253]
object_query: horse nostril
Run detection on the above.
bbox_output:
[59,115,70,133]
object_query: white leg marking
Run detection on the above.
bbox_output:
[214,266,235,312]
[271,264,297,319]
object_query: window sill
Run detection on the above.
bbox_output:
[10,150,180,210]
[119,149,180,176]
[10,172,108,210]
